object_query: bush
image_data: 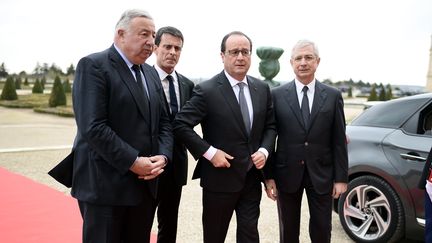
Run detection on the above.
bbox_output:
[63,78,72,93]
[32,78,44,93]
[49,75,66,107]
[368,84,378,101]
[41,76,46,89]
[24,77,29,86]
[1,76,18,100]
[15,77,22,89]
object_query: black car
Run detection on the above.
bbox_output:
[336,93,432,242]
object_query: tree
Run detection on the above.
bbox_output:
[15,77,22,90]
[49,75,66,107]
[33,62,42,76]
[386,84,393,100]
[347,86,353,98]
[32,78,44,94]
[66,64,75,76]
[24,77,29,86]
[0,62,8,78]
[41,76,46,89]
[1,76,18,100]
[368,84,378,101]
[63,78,72,93]
[378,83,386,101]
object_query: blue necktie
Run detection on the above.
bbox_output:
[301,86,310,128]
[132,65,148,99]
[166,75,178,116]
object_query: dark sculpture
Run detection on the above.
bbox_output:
[256,46,284,87]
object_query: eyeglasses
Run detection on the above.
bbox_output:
[293,55,316,63]
[226,49,251,57]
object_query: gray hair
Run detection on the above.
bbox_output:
[115,9,153,31]
[291,39,320,58]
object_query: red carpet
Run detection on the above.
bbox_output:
[0,167,157,243]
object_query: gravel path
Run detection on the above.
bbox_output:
[0,106,361,242]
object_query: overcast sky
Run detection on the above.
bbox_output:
[1,0,431,86]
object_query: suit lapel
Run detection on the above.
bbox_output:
[177,73,188,107]
[217,72,249,137]
[248,77,259,136]
[108,47,150,123]
[142,64,161,130]
[284,81,306,129]
[310,81,327,128]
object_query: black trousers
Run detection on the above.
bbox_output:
[277,169,333,243]
[78,186,157,243]
[156,169,183,243]
[202,169,262,243]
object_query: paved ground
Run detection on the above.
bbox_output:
[0,106,362,242]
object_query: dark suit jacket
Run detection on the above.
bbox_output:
[155,69,195,186]
[173,71,276,193]
[418,146,432,189]
[267,80,348,194]
[67,45,172,205]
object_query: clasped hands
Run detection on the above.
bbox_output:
[130,155,167,180]
[210,149,266,169]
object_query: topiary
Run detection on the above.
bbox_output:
[32,78,44,94]
[63,78,72,93]
[1,76,18,100]
[15,77,22,90]
[49,75,66,107]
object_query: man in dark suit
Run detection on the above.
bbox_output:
[264,39,348,243]
[419,146,432,242]
[67,9,172,243]
[152,26,194,243]
[173,31,276,243]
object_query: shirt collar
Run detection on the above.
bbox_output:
[114,44,134,69]
[224,70,248,88]
[154,64,176,82]
[295,78,316,94]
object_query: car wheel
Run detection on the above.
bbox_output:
[338,175,404,242]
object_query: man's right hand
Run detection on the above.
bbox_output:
[265,179,278,201]
[210,149,233,168]
[130,156,165,180]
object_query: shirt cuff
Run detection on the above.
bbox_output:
[258,147,269,160]
[203,146,217,161]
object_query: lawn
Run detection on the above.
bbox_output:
[0,93,74,117]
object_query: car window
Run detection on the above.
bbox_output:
[403,103,432,135]
[420,107,432,135]
[351,98,428,128]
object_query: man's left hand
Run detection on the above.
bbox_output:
[251,151,266,169]
[332,182,347,199]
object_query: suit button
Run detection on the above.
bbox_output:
[304,142,309,146]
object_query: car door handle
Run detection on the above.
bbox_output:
[400,153,427,162]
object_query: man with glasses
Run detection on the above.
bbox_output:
[173,31,276,243]
[264,39,348,243]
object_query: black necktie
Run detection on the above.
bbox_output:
[166,75,178,116]
[132,65,147,97]
[301,86,310,128]
[238,82,251,135]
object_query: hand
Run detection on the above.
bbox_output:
[332,182,347,199]
[130,156,166,180]
[251,151,266,169]
[265,179,278,201]
[210,149,233,168]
